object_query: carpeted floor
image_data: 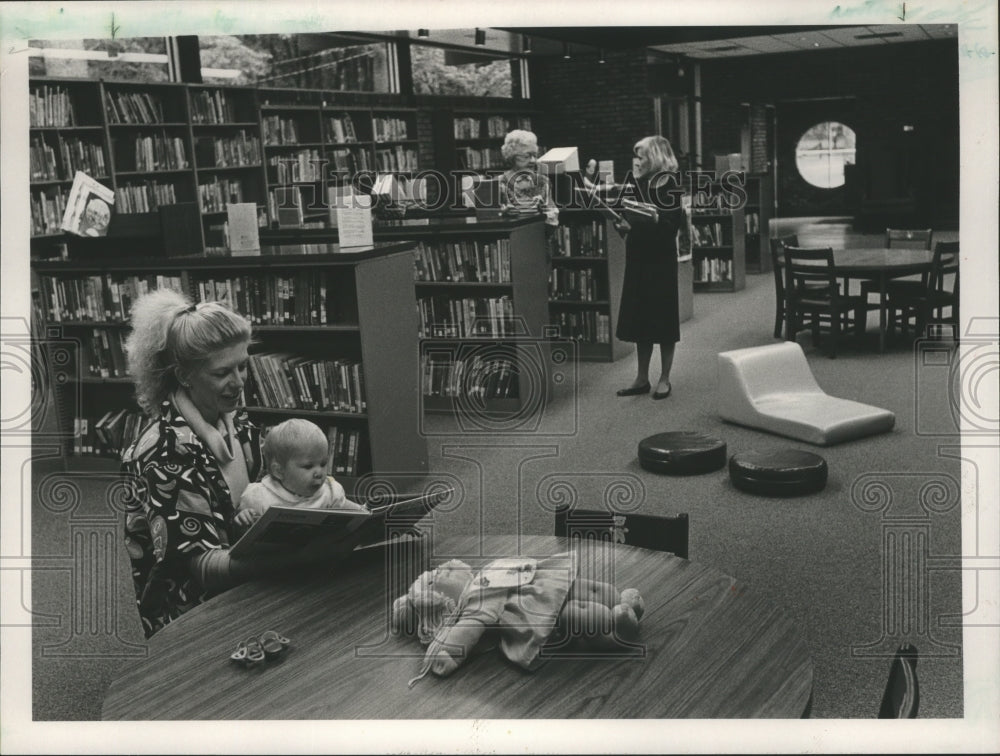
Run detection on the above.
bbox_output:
[30,218,964,720]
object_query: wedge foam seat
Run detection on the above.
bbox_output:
[729,449,828,496]
[717,342,895,446]
[638,432,727,475]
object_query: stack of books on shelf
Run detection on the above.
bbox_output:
[421,354,519,400]
[321,425,364,477]
[695,257,734,283]
[104,91,165,124]
[132,135,189,171]
[269,149,322,183]
[245,353,366,413]
[196,131,261,167]
[262,116,300,145]
[74,409,147,458]
[551,311,611,344]
[80,327,128,378]
[554,221,606,257]
[329,148,369,175]
[691,222,728,247]
[417,295,515,338]
[117,181,178,214]
[31,188,67,236]
[30,85,76,127]
[199,177,244,213]
[453,117,481,139]
[374,146,418,172]
[193,272,348,326]
[190,90,236,124]
[457,146,501,171]
[325,114,358,143]
[413,239,511,283]
[30,138,59,181]
[486,116,510,138]
[549,268,600,301]
[373,116,409,141]
[59,137,108,178]
[39,274,184,323]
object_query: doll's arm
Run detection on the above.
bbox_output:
[408,611,491,686]
[569,578,620,608]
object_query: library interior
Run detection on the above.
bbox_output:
[20,23,984,727]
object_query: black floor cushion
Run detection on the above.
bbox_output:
[638,432,728,475]
[729,449,828,496]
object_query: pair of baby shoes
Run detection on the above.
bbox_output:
[230,630,290,666]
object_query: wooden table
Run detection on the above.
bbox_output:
[102,535,813,719]
[791,248,943,353]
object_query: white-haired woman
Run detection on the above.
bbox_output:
[498,129,559,227]
[614,135,685,400]
[121,289,350,638]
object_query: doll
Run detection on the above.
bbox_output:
[391,553,645,685]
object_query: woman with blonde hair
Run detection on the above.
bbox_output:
[121,289,351,637]
[498,129,559,227]
[614,135,685,400]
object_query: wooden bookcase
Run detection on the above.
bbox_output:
[689,205,746,293]
[548,210,632,362]
[371,216,552,416]
[742,174,773,274]
[31,242,428,495]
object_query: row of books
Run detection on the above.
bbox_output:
[244,353,367,413]
[31,137,109,181]
[190,89,237,124]
[104,90,165,125]
[72,409,147,458]
[79,327,128,378]
[129,135,189,172]
[268,150,323,183]
[325,114,358,143]
[421,354,519,400]
[453,117,482,140]
[554,221,607,258]
[199,177,245,213]
[30,138,60,181]
[262,115,302,145]
[413,239,512,283]
[39,274,183,322]
[691,222,731,248]
[192,273,351,326]
[486,116,512,139]
[30,187,67,236]
[456,147,501,171]
[417,295,516,338]
[373,116,410,142]
[30,85,76,128]
[319,425,365,477]
[549,268,604,302]
[116,180,178,214]
[550,311,612,345]
[694,257,734,283]
[194,131,261,168]
[329,147,370,176]
[745,211,760,235]
[374,146,418,173]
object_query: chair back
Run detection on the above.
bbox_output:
[878,643,920,718]
[931,241,959,292]
[886,228,933,250]
[783,245,838,300]
[554,507,689,560]
[769,234,800,296]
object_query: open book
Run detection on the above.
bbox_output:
[228,487,450,558]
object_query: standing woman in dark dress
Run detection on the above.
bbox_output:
[614,135,684,400]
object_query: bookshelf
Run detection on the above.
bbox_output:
[32,242,429,494]
[431,107,536,174]
[548,210,632,362]
[742,174,773,274]
[689,201,746,293]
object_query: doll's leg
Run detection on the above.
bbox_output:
[569,578,620,608]
[423,612,492,677]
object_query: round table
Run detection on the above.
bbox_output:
[102,535,813,719]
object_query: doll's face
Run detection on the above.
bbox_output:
[417,560,473,604]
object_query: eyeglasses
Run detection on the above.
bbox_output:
[515,152,538,160]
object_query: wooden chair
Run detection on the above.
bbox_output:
[878,643,920,718]
[783,246,868,358]
[554,507,689,560]
[861,228,934,303]
[769,234,799,338]
[887,241,959,340]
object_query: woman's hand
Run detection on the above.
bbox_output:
[613,218,632,237]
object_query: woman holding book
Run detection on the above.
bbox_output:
[121,290,353,638]
[614,135,685,400]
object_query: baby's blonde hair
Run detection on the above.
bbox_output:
[263,418,328,468]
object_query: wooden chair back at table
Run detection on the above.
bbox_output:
[769,234,799,339]
[554,507,689,560]
[878,643,920,718]
[886,228,933,250]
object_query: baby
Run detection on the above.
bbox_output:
[235,418,366,528]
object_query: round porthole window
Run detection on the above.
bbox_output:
[794,122,856,189]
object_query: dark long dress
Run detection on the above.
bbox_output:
[615,178,684,344]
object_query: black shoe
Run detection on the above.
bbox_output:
[616,382,651,397]
[652,383,672,400]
